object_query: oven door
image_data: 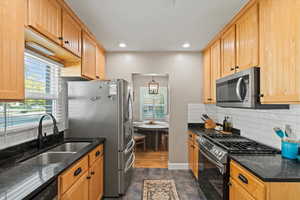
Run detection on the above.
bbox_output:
[198,147,228,200]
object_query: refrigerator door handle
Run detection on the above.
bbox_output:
[125,153,135,173]
[124,139,135,154]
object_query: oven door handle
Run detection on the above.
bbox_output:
[236,77,243,101]
[199,148,226,175]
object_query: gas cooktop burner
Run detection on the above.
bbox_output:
[206,134,241,139]
[219,141,278,154]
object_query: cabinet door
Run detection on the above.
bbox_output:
[89,157,104,200]
[28,0,62,44]
[193,145,199,179]
[96,47,106,80]
[0,0,25,100]
[188,140,194,171]
[62,11,82,57]
[236,3,259,71]
[210,40,221,103]
[229,178,255,200]
[203,49,212,104]
[82,32,97,79]
[259,0,300,103]
[61,171,89,200]
[221,26,236,76]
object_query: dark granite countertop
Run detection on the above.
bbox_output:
[0,137,105,200]
[188,123,219,136]
[230,155,300,182]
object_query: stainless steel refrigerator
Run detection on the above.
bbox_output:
[66,79,134,197]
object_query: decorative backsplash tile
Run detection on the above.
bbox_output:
[188,104,300,149]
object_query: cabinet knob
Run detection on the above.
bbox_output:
[228,182,232,187]
[230,67,235,71]
[91,171,95,175]
[87,176,91,180]
[58,37,63,40]
[208,98,212,101]
[260,94,264,98]
[64,41,70,44]
[235,66,240,69]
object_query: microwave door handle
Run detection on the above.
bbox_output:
[236,77,243,101]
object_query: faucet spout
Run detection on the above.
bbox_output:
[37,113,59,149]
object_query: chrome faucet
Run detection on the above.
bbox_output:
[37,113,59,149]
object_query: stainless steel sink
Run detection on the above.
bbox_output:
[23,152,76,165]
[49,142,90,153]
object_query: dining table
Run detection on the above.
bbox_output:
[133,121,169,151]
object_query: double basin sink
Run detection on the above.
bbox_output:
[20,142,90,165]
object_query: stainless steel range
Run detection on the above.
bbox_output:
[197,133,278,200]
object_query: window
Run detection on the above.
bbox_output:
[140,87,168,120]
[0,51,63,134]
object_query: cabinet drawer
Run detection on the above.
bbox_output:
[89,145,103,166]
[230,161,265,200]
[60,156,89,194]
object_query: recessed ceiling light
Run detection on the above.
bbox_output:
[119,43,127,48]
[182,43,191,48]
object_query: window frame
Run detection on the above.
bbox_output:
[0,50,64,135]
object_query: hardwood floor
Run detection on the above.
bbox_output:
[134,151,168,168]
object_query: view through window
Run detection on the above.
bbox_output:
[0,52,62,133]
[140,87,168,120]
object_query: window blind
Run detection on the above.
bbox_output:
[0,52,63,134]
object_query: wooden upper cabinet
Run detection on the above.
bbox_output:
[82,32,97,80]
[210,40,221,103]
[259,0,300,103]
[28,0,62,44]
[61,171,89,200]
[62,11,82,57]
[203,49,212,103]
[236,3,259,71]
[221,25,236,77]
[0,0,25,100]
[96,47,106,80]
[89,157,104,200]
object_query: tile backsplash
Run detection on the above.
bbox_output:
[188,104,300,149]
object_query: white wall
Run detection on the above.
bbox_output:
[106,52,202,164]
[188,104,300,149]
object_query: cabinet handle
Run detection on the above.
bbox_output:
[207,98,212,101]
[58,37,63,40]
[91,171,95,175]
[230,67,235,71]
[87,176,91,180]
[74,167,82,177]
[95,151,101,157]
[64,41,70,44]
[238,174,248,184]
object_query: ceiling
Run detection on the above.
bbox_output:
[66,0,249,52]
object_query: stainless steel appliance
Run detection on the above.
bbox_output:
[197,133,278,200]
[216,67,289,109]
[66,80,134,197]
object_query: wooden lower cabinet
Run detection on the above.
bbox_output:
[89,157,104,200]
[187,131,198,179]
[230,160,300,200]
[229,178,255,200]
[61,171,89,200]
[58,144,104,200]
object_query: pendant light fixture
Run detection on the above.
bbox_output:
[148,76,159,94]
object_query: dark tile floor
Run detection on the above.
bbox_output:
[104,168,206,200]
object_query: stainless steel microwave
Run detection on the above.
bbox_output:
[216,67,289,109]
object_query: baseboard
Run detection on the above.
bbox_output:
[168,162,189,170]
